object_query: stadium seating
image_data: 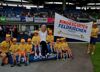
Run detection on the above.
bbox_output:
[0,6,93,21]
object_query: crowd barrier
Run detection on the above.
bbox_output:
[0,16,54,23]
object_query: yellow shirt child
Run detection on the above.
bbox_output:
[60,38,69,51]
[25,38,32,53]
[18,39,26,55]
[32,30,41,46]
[91,28,99,38]
[9,38,18,54]
[54,39,62,51]
[0,34,12,53]
[46,30,54,43]
[0,41,11,53]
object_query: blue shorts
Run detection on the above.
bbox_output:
[90,37,97,45]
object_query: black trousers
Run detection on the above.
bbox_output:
[40,41,48,56]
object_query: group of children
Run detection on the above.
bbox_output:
[9,38,33,67]
[54,38,72,60]
[0,29,72,67]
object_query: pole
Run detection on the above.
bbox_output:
[62,0,66,14]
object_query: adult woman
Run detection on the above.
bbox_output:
[39,24,48,56]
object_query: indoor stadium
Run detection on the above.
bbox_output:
[0,0,100,72]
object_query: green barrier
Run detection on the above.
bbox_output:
[0,16,6,22]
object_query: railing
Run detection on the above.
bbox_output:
[0,16,54,23]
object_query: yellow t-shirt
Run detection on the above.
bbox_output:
[54,42,61,50]
[9,44,19,53]
[18,44,26,52]
[61,42,69,50]
[25,44,32,52]
[32,36,40,46]
[46,35,54,43]
[0,41,11,53]
[91,28,99,38]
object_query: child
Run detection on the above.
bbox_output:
[87,23,99,55]
[17,39,27,66]
[9,38,18,67]
[0,34,12,66]
[46,30,54,54]
[32,30,41,57]
[25,38,33,65]
[60,38,72,59]
[54,38,62,60]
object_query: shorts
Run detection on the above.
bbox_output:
[17,51,26,56]
[0,52,11,57]
[6,52,11,57]
[62,50,67,53]
[57,49,62,53]
[90,37,97,45]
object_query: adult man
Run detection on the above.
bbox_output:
[39,24,48,56]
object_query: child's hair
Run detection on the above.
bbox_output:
[12,38,17,42]
[21,39,25,42]
[27,38,32,42]
[34,30,39,35]
[48,30,52,34]
[56,38,60,41]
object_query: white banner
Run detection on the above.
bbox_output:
[54,13,93,42]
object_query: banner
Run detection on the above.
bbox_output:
[34,17,47,23]
[54,13,93,42]
[0,16,6,22]
[26,17,33,22]
[47,18,54,23]
[6,17,20,21]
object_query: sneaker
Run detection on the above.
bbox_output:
[62,58,66,61]
[17,63,21,67]
[87,50,90,54]
[45,55,48,59]
[39,55,42,59]
[91,52,94,55]
[24,63,28,66]
[27,61,29,65]
[1,63,5,66]
[10,64,15,67]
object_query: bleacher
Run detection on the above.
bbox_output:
[0,5,93,21]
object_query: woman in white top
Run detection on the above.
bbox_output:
[39,24,48,56]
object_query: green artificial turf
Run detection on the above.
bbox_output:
[91,43,100,72]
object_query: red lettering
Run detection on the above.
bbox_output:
[59,20,88,29]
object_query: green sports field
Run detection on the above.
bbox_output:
[91,43,100,72]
